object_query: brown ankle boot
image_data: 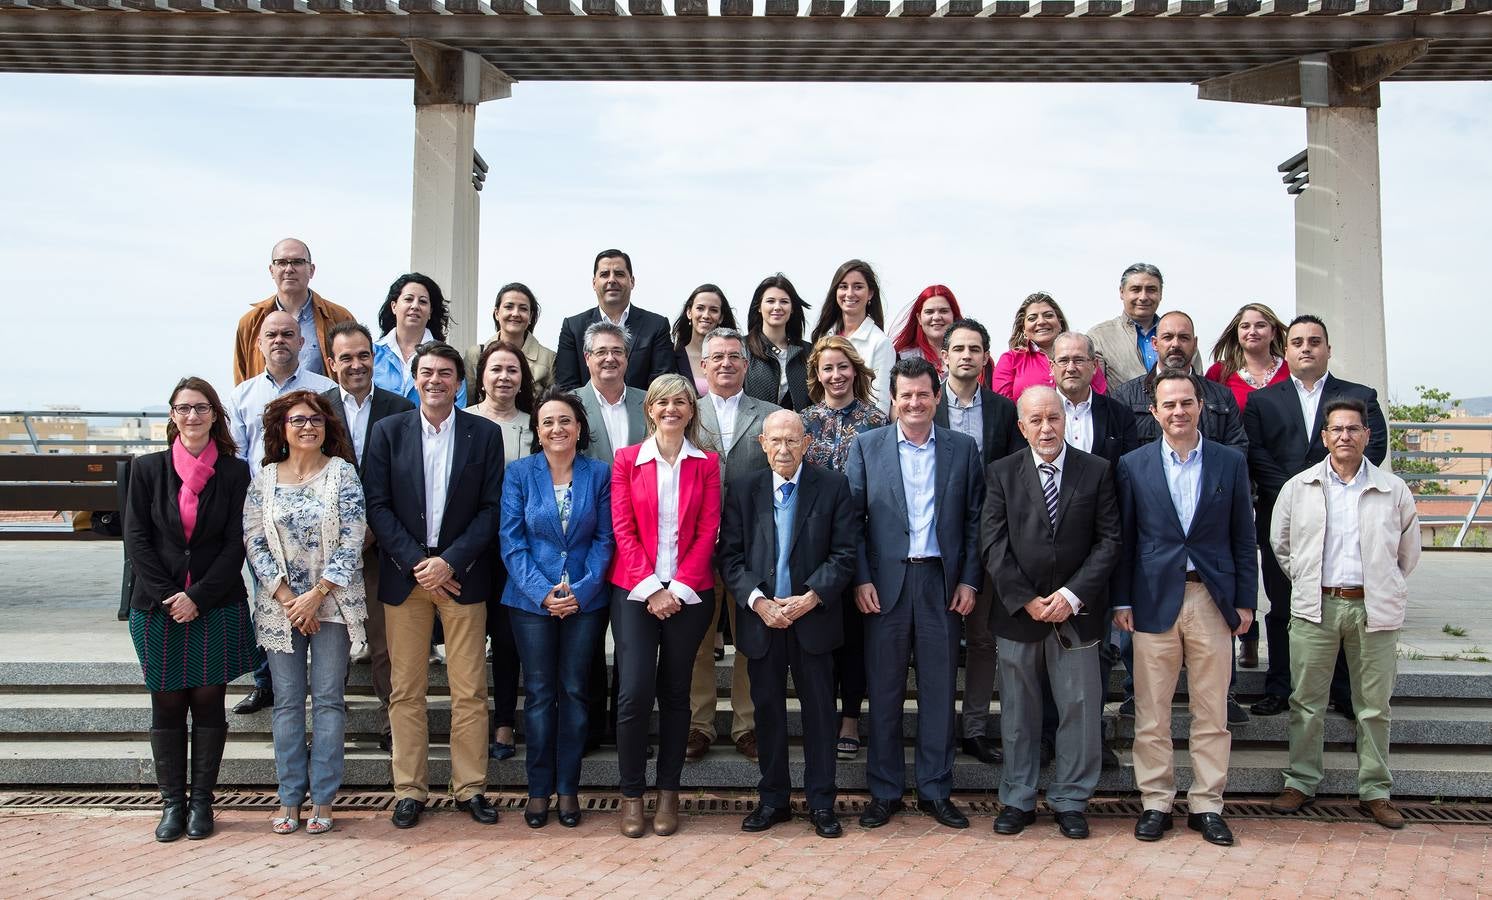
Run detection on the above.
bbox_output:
[620,797,646,838]
[653,790,679,836]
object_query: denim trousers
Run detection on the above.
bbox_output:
[508,605,607,797]
[266,622,350,807]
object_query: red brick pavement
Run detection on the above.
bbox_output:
[3,807,1489,898]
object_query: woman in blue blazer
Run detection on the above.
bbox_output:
[499,387,615,829]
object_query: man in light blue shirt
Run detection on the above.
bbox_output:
[229,309,336,468]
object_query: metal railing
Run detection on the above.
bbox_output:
[1390,420,1492,549]
[0,411,169,455]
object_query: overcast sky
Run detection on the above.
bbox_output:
[2,74,1487,411]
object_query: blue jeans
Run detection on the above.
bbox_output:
[509,605,606,798]
[266,622,350,807]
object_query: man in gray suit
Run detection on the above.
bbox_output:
[688,327,777,761]
[846,357,984,830]
[576,321,647,465]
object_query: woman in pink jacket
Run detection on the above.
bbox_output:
[609,373,721,839]
[992,292,1108,401]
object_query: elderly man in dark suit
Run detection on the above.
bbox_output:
[553,249,675,391]
[1114,370,1257,847]
[932,318,1024,765]
[321,321,413,751]
[1244,314,1388,719]
[846,357,985,830]
[718,410,858,838]
[980,386,1122,840]
[363,341,506,830]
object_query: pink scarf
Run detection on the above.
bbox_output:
[171,438,218,585]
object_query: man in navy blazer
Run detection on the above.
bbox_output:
[363,342,505,830]
[553,249,676,391]
[1114,370,1256,848]
[718,411,858,838]
[846,358,984,831]
[1243,315,1388,718]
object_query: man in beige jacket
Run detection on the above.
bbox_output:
[1268,396,1420,829]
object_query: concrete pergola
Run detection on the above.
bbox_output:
[4,2,1491,394]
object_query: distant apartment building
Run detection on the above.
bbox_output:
[1,408,167,455]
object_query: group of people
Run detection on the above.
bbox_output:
[123,239,1421,848]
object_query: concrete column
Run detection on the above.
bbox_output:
[1295,106,1389,399]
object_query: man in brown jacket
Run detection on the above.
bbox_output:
[232,237,355,384]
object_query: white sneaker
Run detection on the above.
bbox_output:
[432,643,447,665]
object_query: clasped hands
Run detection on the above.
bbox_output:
[1024,592,1074,624]
[274,583,323,636]
[541,583,580,619]
[413,555,461,602]
[754,590,819,629]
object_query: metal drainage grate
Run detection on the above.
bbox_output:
[1,791,1489,825]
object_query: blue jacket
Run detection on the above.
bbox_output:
[498,453,614,615]
[1113,436,1257,633]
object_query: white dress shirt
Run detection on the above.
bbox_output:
[1292,372,1329,442]
[842,320,895,415]
[340,387,372,465]
[1030,446,1083,613]
[709,389,743,452]
[592,383,631,455]
[1062,391,1094,454]
[747,464,804,611]
[1322,460,1368,587]
[897,423,940,559]
[1161,432,1205,571]
[627,436,708,606]
[599,304,631,329]
[420,407,457,548]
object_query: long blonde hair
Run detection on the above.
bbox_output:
[806,335,876,406]
[1210,302,1286,380]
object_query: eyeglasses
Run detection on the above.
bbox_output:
[286,415,326,429]
[586,348,626,359]
[1324,425,1367,437]
[272,257,311,269]
[171,403,212,418]
[1052,356,1092,368]
[705,352,747,364]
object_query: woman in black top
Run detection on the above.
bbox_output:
[742,273,813,412]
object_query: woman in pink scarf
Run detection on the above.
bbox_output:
[124,377,258,843]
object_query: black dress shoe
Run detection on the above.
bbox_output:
[993,806,1036,835]
[1331,696,1356,721]
[523,798,550,829]
[1134,809,1173,841]
[391,798,425,829]
[741,804,792,832]
[1187,812,1235,846]
[232,688,273,715]
[1054,810,1090,839]
[377,734,392,752]
[456,793,499,825]
[918,796,969,829]
[1250,694,1289,717]
[1100,741,1120,771]
[961,736,1003,765]
[809,808,842,838]
[858,798,904,828]
[489,741,516,761]
[1227,695,1250,725]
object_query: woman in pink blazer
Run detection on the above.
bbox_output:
[609,373,722,839]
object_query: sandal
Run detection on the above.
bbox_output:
[306,816,333,835]
[272,806,301,835]
[836,736,861,759]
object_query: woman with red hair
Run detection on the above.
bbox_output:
[891,285,961,379]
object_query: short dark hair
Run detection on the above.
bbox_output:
[1323,397,1368,428]
[1288,313,1330,344]
[889,356,940,399]
[943,317,991,353]
[378,273,452,341]
[493,282,541,335]
[528,386,592,455]
[593,249,633,276]
[1149,368,1200,404]
[326,320,373,352]
[473,339,536,413]
[166,376,237,458]
[410,341,465,386]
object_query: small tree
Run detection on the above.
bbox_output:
[1389,385,1460,496]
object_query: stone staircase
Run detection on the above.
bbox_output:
[2,655,1490,799]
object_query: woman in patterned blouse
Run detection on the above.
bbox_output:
[799,335,888,759]
[244,389,367,836]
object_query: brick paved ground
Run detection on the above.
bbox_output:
[3,806,1489,899]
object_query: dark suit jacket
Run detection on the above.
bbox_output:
[320,386,414,472]
[978,448,1122,644]
[553,305,676,391]
[1243,374,1388,509]
[1114,438,1258,632]
[933,385,1025,467]
[718,464,858,658]
[123,449,250,612]
[845,425,985,612]
[1087,390,1141,470]
[1111,369,1248,454]
[363,408,505,606]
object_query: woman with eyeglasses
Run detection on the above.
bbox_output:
[992,292,1108,401]
[125,377,260,842]
[373,273,467,406]
[243,389,368,836]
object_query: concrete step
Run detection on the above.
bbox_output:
[3,739,1489,799]
[6,692,1490,749]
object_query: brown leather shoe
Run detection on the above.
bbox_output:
[653,791,680,836]
[685,730,712,762]
[1360,798,1406,830]
[619,798,646,838]
[1239,639,1259,669]
[735,731,759,761]
[1270,787,1314,813]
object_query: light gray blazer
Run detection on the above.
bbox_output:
[579,384,647,465]
[696,392,777,500]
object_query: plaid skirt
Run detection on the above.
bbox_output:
[129,600,263,692]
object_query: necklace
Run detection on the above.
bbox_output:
[280,459,326,484]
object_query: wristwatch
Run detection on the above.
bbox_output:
[313,582,330,598]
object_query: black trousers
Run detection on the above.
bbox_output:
[833,600,867,720]
[748,625,837,810]
[485,595,520,732]
[611,586,715,798]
